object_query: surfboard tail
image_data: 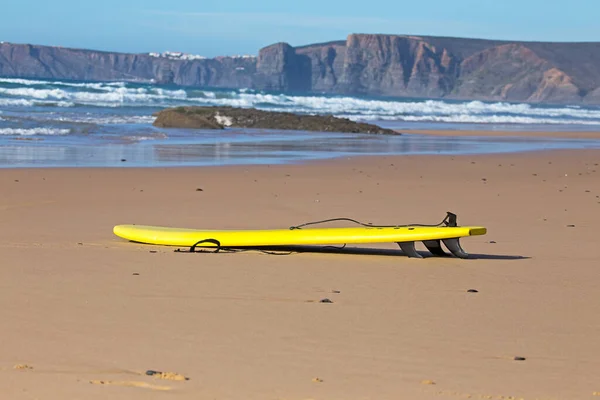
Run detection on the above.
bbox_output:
[396,212,486,259]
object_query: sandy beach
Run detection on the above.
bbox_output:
[2,147,600,400]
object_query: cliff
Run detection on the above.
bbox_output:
[2,34,600,104]
[0,42,256,87]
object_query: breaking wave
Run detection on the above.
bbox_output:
[0,128,70,136]
[50,114,156,124]
[1,77,600,125]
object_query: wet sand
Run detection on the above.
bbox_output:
[401,129,600,139]
[2,149,600,399]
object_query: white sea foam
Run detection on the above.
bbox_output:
[349,114,600,125]
[0,97,74,107]
[0,77,127,90]
[0,128,70,136]
[0,86,188,105]
[0,78,53,86]
[52,115,156,124]
[0,98,36,106]
[2,78,600,125]
[182,93,600,122]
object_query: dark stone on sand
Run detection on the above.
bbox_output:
[489,240,497,244]
[566,224,576,227]
[132,273,140,276]
[146,370,160,376]
[153,106,397,134]
[320,298,334,303]
[467,289,479,293]
[196,188,204,191]
[513,356,526,361]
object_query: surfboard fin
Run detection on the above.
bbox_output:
[442,238,469,259]
[397,241,423,258]
[423,240,449,257]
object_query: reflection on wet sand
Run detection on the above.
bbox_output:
[1,131,600,168]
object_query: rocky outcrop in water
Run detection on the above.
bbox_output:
[2,34,600,104]
[153,106,396,134]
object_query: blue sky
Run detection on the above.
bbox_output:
[1,0,599,57]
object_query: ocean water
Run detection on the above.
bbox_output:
[1,77,600,167]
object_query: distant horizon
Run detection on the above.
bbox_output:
[1,0,598,58]
[3,32,600,59]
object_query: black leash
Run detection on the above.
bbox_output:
[289,211,456,229]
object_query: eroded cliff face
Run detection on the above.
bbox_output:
[336,34,459,97]
[2,35,600,104]
[251,34,598,103]
[295,41,346,92]
[0,43,256,87]
[255,42,311,91]
[455,45,581,102]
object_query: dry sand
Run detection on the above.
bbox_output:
[1,148,600,399]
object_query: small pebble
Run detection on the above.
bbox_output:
[331,290,341,294]
[467,289,479,293]
[566,224,575,228]
[132,273,140,276]
[320,298,334,303]
[513,356,526,361]
[489,240,497,244]
[149,250,157,253]
[312,377,324,383]
[196,188,204,191]
[120,159,126,162]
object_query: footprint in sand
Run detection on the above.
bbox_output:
[13,364,34,370]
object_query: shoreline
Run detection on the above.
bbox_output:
[2,128,600,169]
[397,128,600,139]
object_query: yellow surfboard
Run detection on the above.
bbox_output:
[113,213,486,259]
